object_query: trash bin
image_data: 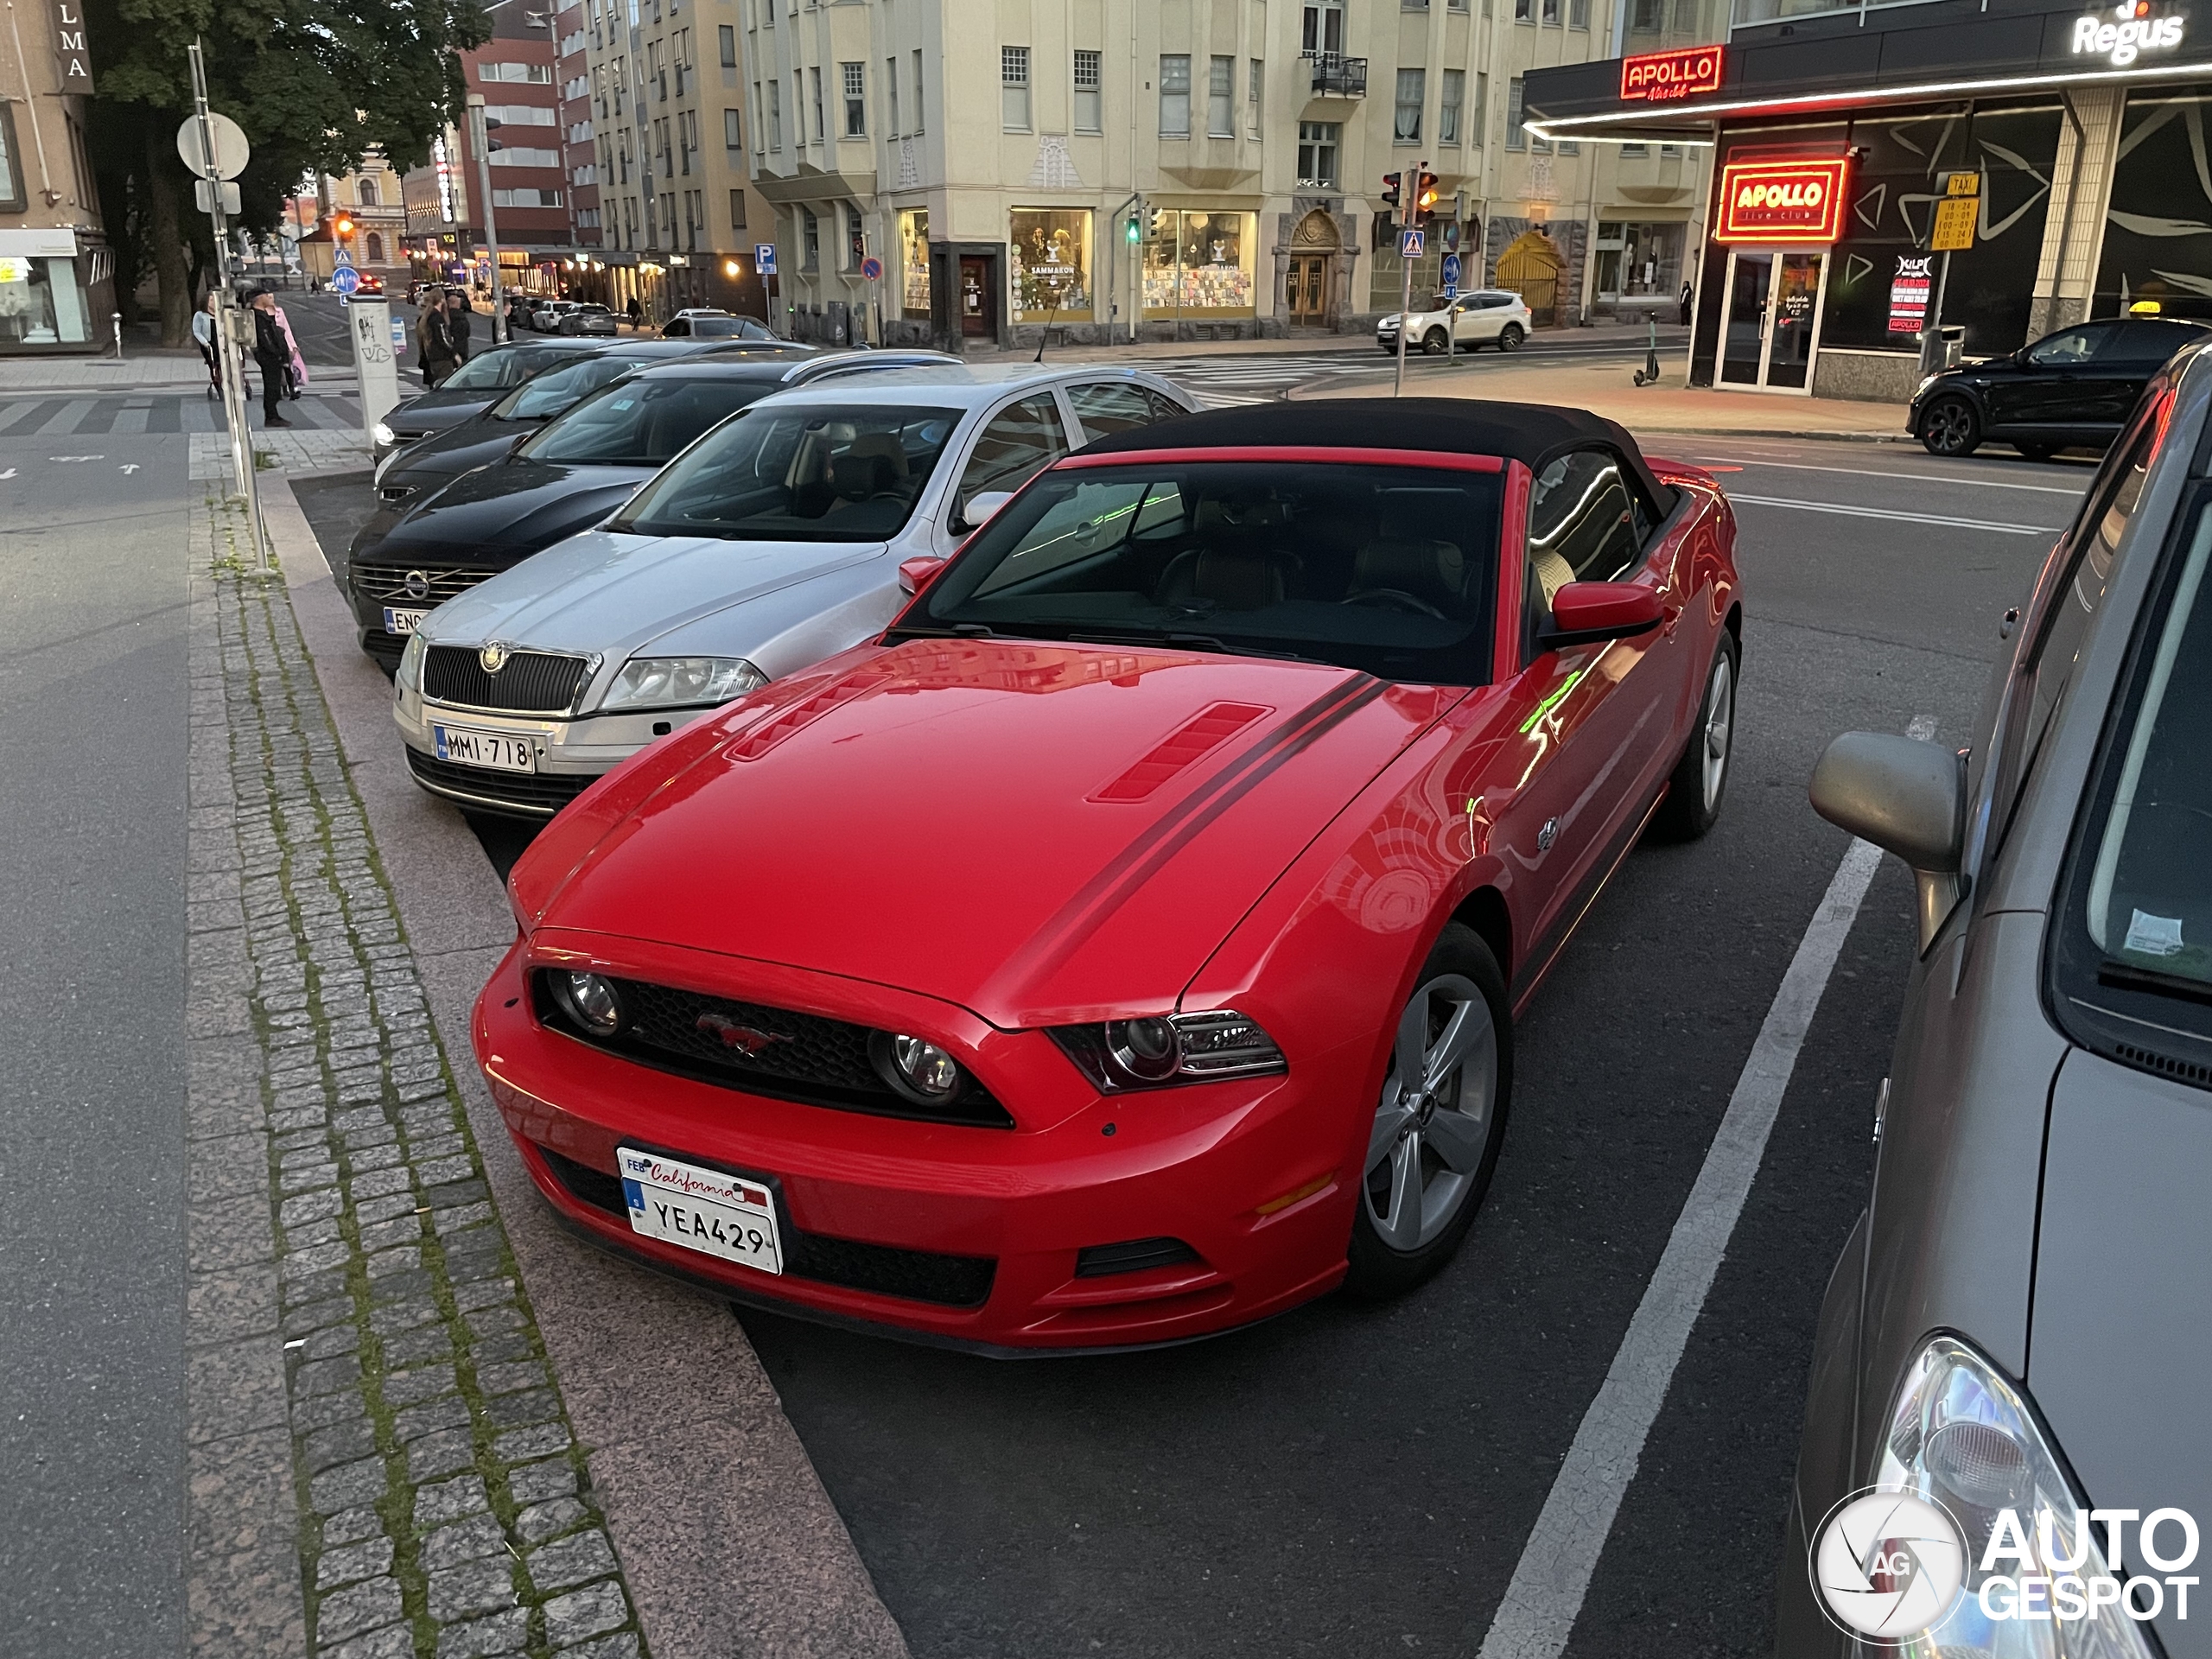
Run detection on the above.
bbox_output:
[1918,322,1966,376]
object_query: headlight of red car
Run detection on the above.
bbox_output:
[1050,1011,1286,1092]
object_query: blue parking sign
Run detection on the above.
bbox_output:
[755,243,778,275]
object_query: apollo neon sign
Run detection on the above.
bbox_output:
[1715,157,1854,243]
[2073,0,2185,65]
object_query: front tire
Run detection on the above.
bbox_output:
[1345,925,1512,1300]
[1423,327,1451,355]
[1498,323,1526,353]
[1920,396,1980,457]
[1651,631,1738,842]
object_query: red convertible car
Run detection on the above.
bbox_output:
[474,402,1742,1351]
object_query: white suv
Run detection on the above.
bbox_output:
[1377,290,1532,355]
[393,362,1199,817]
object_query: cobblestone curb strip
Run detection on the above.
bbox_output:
[185,489,647,1659]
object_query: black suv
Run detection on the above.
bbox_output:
[1910,315,2209,460]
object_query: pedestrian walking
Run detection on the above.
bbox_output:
[443,289,474,365]
[626,295,641,328]
[418,295,457,387]
[251,291,289,426]
[1678,282,1694,327]
[190,291,221,399]
[273,298,309,400]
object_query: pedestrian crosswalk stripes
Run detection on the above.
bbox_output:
[0,391,364,438]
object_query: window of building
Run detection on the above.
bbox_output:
[810,67,823,144]
[1440,69,1464,143]
[1631,0,1661,24]
[1011,207,1093,321]
[724,107,743,153]
[913,50,925,133]
[1570,0,1590,23]
[1207,57,1234,137]
[801,206,819,267]
[1622,142,1648,156]
[1542,0,1560,21]
[1074,49,1102,133]
[365,232,385,263]
[1394,68,1423,143]
[1515,0,1532,20]
[1159,54,1190,137]
[767,79,781,149]
[1296,121,1340,187]
[356,177,378,206]
[842,62,865,136]
[847,203,866,268]
[1505,77,1524,149]
[1249,58,1262,134]
[718,23,735,65]
[1301,1,1345,54]
[1142,208,1257,316]
[1002,46,1031,130]
[1473,72,1488,145]
[887,56,900,134]
[900,207,930,315]
[729,187,747,228]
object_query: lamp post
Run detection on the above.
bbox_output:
[465,93,508,343]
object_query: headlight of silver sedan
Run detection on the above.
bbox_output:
[396,630,426,695]
[1849,1335,2179,1657]
[599,656,766,713]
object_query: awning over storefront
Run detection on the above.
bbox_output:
[1523,0,2212,140]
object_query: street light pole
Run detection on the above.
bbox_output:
[465,94,508,343]
[188,38,271,569]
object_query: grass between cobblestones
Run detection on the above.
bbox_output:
[207,492,648,1659]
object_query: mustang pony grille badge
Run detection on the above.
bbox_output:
[696,1012,791,1058]
[479,642,512,675]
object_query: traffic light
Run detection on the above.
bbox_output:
[1380,171,1402,229]
[1414,170,1441,229]
[1126,214,1141,245]
[334,213,355,241]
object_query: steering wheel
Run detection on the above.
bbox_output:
[1344,588,1448,620]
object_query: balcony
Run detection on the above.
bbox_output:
[1306,54,1368,98]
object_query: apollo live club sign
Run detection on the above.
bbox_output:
[1619,44,1725,101]
[1714,157,1854,244]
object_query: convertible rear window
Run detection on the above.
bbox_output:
[609,404,962,542]
[905,460,1503,684]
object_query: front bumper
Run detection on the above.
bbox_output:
[393,689,706,818]
[472,941,1359,1351]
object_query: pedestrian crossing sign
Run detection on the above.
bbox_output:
[334,245,355,268]
[1400,228,1426,258]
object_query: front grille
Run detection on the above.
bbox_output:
[405,745,596,818]
[362,629,410,666]
[378,483,419,503]
[1074,1237,1202,1278]
[537,972,1015,1128]
[423,643,591,714]
[353,563,499,605]
[537,1143,998,1307]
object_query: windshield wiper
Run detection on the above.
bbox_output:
[881,620,1005,643]
[1066,628,1319,664]
[2096,958,2212,1008]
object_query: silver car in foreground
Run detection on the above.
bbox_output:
[1779,338,2212,1657]
[393,361,1198,817]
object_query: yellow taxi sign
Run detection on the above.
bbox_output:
[1931,196,1978,251]
[1945,170,1981,198]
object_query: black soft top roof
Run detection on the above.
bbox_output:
[1084,397,1676,511]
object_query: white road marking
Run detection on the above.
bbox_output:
[0,468,15,480]
[1728,493,2057,536]
[48,454,105,463]
[119,464,141,474]
[1475,715,1930,1659]
[1694,454,2088,496]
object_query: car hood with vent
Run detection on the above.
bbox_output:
[417,527,888,671]
[520,639,1456,1028]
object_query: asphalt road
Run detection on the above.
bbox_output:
[289,412,2088,1655]
[0,430,191,1651]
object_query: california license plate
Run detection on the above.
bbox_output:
[618,1147,783,1274]
[432,725,536,772]
[383,607,429,634]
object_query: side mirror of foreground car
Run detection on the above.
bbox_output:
[1809,732,1967,952]
[959,491,1015,532]
[898,556,946,594]
[1538,581,1663,649]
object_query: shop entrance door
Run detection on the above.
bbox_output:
[959,256,995,339]
[1287,255,1332,325]
[1716,248,1828,393]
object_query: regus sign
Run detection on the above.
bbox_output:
[2073,0,2185,66]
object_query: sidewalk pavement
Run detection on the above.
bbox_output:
[195,458,912,1659]
[949,317,1688,366]
[1293,351,1912,442]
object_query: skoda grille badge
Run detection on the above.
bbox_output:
[479,642,511,675]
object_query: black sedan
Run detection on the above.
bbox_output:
[1910,315,2209,459]
[348,355,817,667]
[372,338,604,461]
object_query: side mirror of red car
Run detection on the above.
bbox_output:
[898,555,946,594]
[1538,582,1663,650]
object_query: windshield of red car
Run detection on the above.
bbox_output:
[608,404,963,541]
[906,460,1503,683]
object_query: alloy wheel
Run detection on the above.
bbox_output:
[1363,974,1498,1253]
[1700,653,1734,811]
[1925,399,1975,454]
[1499,325,1525,353]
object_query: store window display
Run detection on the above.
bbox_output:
[1142,209,1257,317]
[899,208,930,316]
[0,257,90,346]
[1010,209,1092,321]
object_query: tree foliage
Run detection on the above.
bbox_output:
[85,0,489,338]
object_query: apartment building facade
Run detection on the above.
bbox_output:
[559,0,605,243]
[737,0,1716,349]
[1,0,109,354]
[573,0,774,321]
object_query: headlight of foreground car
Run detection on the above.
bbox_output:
[1872,1336,2165,1657]
[551,970,625,1036]
[372,420,397,449]
[397,631,426,694]
[868,1031,974,1106]
[1051,1011,1287,1092]
[600,657,766,713]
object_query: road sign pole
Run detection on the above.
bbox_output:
[467,95,507,344]
[1394,163,1424,399]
